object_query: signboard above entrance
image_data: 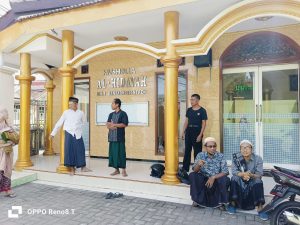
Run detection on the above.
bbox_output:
[96,102,149,126]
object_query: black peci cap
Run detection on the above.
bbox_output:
[69,96,79,103]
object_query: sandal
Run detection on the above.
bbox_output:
[113,192,123,198]
[5,193,16,198]
[105,192,114,199]
[192,201,199,207]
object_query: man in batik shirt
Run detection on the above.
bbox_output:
[189,137,229,208]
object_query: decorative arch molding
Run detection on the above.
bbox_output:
[220,31,300,67]
[67,41,166,68]
[172,0,300,56]
[31,68,54,80]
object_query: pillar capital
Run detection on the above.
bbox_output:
[58,67,77,77]
[44,80,56,91]
[15,75,35,83]
[160,56,182,68]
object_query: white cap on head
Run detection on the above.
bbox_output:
[203,137,216,146]
[240,139,253,147]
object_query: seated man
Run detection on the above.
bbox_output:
[189,137,229,208]
[228,140,268,221]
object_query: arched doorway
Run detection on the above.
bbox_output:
[221,31,300,168]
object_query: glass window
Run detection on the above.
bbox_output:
[156,71,187,156]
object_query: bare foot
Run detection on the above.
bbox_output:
[121,170,128,177]
[69,168,75,176]
[5,191,16,198]
[110,170,120,176]
[81,167,92,172]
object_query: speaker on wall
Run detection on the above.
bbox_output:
[194,49,212,68]
[81,65,89,74]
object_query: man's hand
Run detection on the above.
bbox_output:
[205,176,215,188]
[181,132,185,140]
[107,122,117,130]
[196,134,203,143]
[198,160,205,167]
[49,135,54,141]
[241,172,251,181]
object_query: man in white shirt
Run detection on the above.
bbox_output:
[50,97,91,175]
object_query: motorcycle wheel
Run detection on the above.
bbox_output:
[270,201,300,225]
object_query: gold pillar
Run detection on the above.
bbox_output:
[43,79,56,156]
[56,30,76,173]
[161,11,181,184]
[15,53,35,171]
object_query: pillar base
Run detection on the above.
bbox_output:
[56,164,71,174]
[43,150,55,156]
[161,173,180,185]
[14,160,33,171]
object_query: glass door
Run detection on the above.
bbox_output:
[260,64,299,168]
[223,64,300,169]
[222,67,259,160]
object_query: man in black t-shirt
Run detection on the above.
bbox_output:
[181,94,208,172]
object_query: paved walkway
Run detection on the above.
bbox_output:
[0,183,268,225]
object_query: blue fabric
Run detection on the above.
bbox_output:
[189,172,229,207]
[230,175,265,210]
[64,131,86,168]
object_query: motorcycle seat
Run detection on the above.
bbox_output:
[274,166,300,178]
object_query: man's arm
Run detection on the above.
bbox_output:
[197,120,206,142]
[106,113,113,129]
[50,112,66,137]
[111,112,128,128]
[181,118,188,139]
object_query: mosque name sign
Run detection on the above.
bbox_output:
[97,67,147,96]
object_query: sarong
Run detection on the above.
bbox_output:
[189,172,229,207]
[108,142,126,169]
[64,131,86,168]
[230,175,265,210]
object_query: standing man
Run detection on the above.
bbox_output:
[50,97,91,175]
[106,98,129,177]
[181,94,208,172]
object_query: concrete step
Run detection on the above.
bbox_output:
[27,170,192,205]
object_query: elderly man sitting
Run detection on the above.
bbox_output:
[189,137,229,208]
[227,140,268,220]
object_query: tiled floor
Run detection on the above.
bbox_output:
[0,183,269,225]
[27,154,171,184]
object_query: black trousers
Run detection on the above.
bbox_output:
[183,129,202,172]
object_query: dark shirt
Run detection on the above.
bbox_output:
[185,107,208,132]
[107,110,128,142]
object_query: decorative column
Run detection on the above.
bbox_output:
[43,79,56,155]
[15,53,35,170]
[161,11,181,184]
[56,30,76,173]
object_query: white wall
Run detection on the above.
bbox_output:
[0,67,16,124]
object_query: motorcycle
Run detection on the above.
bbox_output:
[261,166,300,225]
